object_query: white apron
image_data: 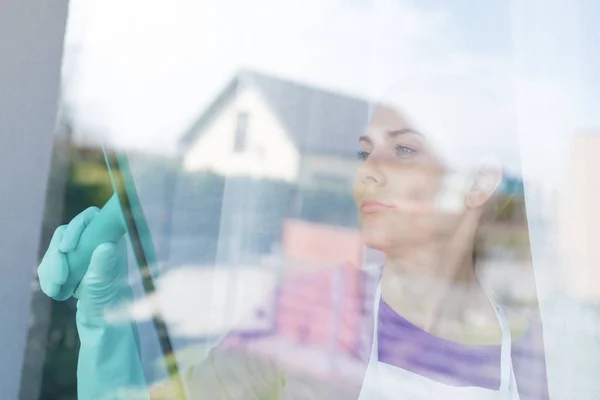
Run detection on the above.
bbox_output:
[357,283,520,400]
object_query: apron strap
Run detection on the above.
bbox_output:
[495,305,513,393]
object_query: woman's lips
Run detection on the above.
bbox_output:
[361,199,395,214]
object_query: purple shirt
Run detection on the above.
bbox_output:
[378,298,549,399]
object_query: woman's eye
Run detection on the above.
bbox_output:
[356,150,370,161]
[396,145,417,158]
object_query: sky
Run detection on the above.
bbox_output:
[61,0,597,180]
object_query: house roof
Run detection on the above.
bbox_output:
[180,70,373,157]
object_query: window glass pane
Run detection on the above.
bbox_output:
[24,1,600,399]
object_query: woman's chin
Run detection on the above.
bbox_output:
[360,228,391,253]
[360,225,421,254]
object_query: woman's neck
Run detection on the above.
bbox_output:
[380,230,500,343]
[381,246,478,332]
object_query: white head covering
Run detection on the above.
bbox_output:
[376,74,515,173]
[374,74,516,212]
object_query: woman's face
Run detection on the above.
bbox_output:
[353,106,464,254]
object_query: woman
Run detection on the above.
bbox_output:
[38,83,548,399]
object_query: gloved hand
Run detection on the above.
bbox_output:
[38,206,130,318]
[38,207,98,299]
[38,194,127,301]
[38,206,148,400]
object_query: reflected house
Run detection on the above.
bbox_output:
[180,69,370,185]
[177,70,370,265]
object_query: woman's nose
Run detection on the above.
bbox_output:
[358,161,385,187]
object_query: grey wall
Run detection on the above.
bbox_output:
[0,1,69,399]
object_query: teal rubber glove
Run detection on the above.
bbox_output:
[38,206,100,299]
[38,194,126,301]
[38,206,149,400]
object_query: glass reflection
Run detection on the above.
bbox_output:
[37,71,548,399]
[31,0,600,398]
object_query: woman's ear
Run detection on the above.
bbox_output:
[466,158,503,209]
